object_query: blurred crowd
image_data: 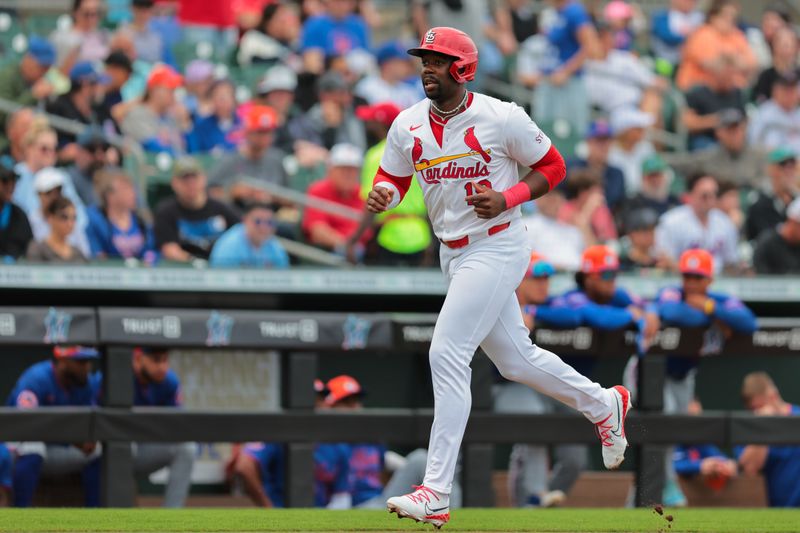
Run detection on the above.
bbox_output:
[0,0,800,274]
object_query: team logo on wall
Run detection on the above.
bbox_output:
[206,311,234,347]
[342,314,372,351]
[43,307,72,344]
[700,324,725,357]
[0,313,15,336]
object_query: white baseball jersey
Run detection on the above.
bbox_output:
[378,93,552,241]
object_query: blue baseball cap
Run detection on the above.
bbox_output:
[53,345,99,360]
[587,119,612,139]
[69,61,110,85]
[526,253,556,279]
[376,40,410,65]
[27,36,56,67]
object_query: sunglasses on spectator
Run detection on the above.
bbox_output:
[86,143,110,153]
[595,270,617,281]
[56,212,77,222]
[681,273,707,281]
[778,159,797,168]
[251,217,275,227]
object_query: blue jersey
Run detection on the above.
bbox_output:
[559,287,644,330]
[0,443,11,489]
[243,443,286,507]
[525,296,583,329]
[543,0,591,73]
[187,115,240,154]
[736,406,800,507]
[91,370,182,407]
[673,444,728,476]
[347,444,385,506]
[300,14,369,58]
[6,361,96,408]
[656,286,757,378]
[314,443,351,507]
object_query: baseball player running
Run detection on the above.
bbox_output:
[367,27,631,529]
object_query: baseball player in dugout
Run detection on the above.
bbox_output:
[367,27,631,529]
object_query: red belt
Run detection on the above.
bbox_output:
[440,222,511,249]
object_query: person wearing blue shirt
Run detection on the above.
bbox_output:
[210,203,289,268]
[0,443,11,506]
[186,80,240,154]
[7,346,101,507]
[86,167,156,261]
[92,347,194,507]
[300,0,369,73]
[533,0,601,135]
[650,1,704,70]
[739,372,800,507]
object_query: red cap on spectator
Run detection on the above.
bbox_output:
[679,249,714,278]
[580,245,619,274]
[355,102,401,127]
[325,375,363,406]
[147,65,183,90]
[243,105,278,132]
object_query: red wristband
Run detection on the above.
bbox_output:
[502,182,532,210]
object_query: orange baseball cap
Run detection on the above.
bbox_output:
[147,65,183,90]
[580,245,619,274]
[243,105,279,132]
[325,374,363,406]
[679,249,714,278]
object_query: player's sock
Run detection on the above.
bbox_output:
[12,454,43,507]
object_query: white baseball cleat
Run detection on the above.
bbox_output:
[596,385,631,470]
[387,485,450,529]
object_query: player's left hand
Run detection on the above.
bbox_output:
[466,182,506,219]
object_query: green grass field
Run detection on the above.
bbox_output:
[1,508,799,533]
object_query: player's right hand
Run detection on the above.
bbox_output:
[367,187,393,213]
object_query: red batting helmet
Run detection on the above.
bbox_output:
[407,27,478,84]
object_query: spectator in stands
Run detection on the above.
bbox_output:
[607,107,655,195]
[650,0,704,70]
[585,22,662,118]
[46,62,111,150]
[674,398,738,489]
[177,0,237,60]
[66,128,117,207]
[749,72,800,154]
[682,54,747,151]
[86,167,155,261]
[354,41,421,110]
[0,443,10,506]
[0,37,55,128]
[753,197,800,274]
[718,180,744,231]
[524,0,599,137]
[676,0,757,92]
[103,50,133,112]
[14,123,89,238]
[350,101,430,266]
[289,71,366,151]
[655,173,740,273]
[747,2,793,69]
[106,31,149,104]
[27,196,88,264]
[237,1,301,67]
[621,154,680,219]
[118,0,169,65]
[208,105,287,207]
[0,164,32,261]
[50,0,111,71]
[302,143,370,255]
[618,208,671,271]
[93,347,195,507]
[121,65,187,154]
[187,79,240,154]
[746,148,799,242]
[300,0,370,74]
[569,120,625,212]
[2,107,36,163]
[738,372,800,507]
[521,189,584,272]
[496,253,582,508]
[671,109,768,189]
[559,169,617,245]
[751,26,799,105]
[253,66,302,154]
[602,0,639,52]
[182,60,215,120]
[209,202,289,268]
[154,157,239,262]
[8,346,101,507]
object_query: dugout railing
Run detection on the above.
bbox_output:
[1,306,800,508]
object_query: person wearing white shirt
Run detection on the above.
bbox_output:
[354,41,423,110]
[607,107,656,196]
[748,73,800,154]
[655,173,740,273]
[520,190,585,272]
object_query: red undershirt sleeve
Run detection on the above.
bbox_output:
[529,144,567,191]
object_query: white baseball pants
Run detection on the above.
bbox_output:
[422,222,613,494]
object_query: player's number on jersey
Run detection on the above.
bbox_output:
[464,180,492,204]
